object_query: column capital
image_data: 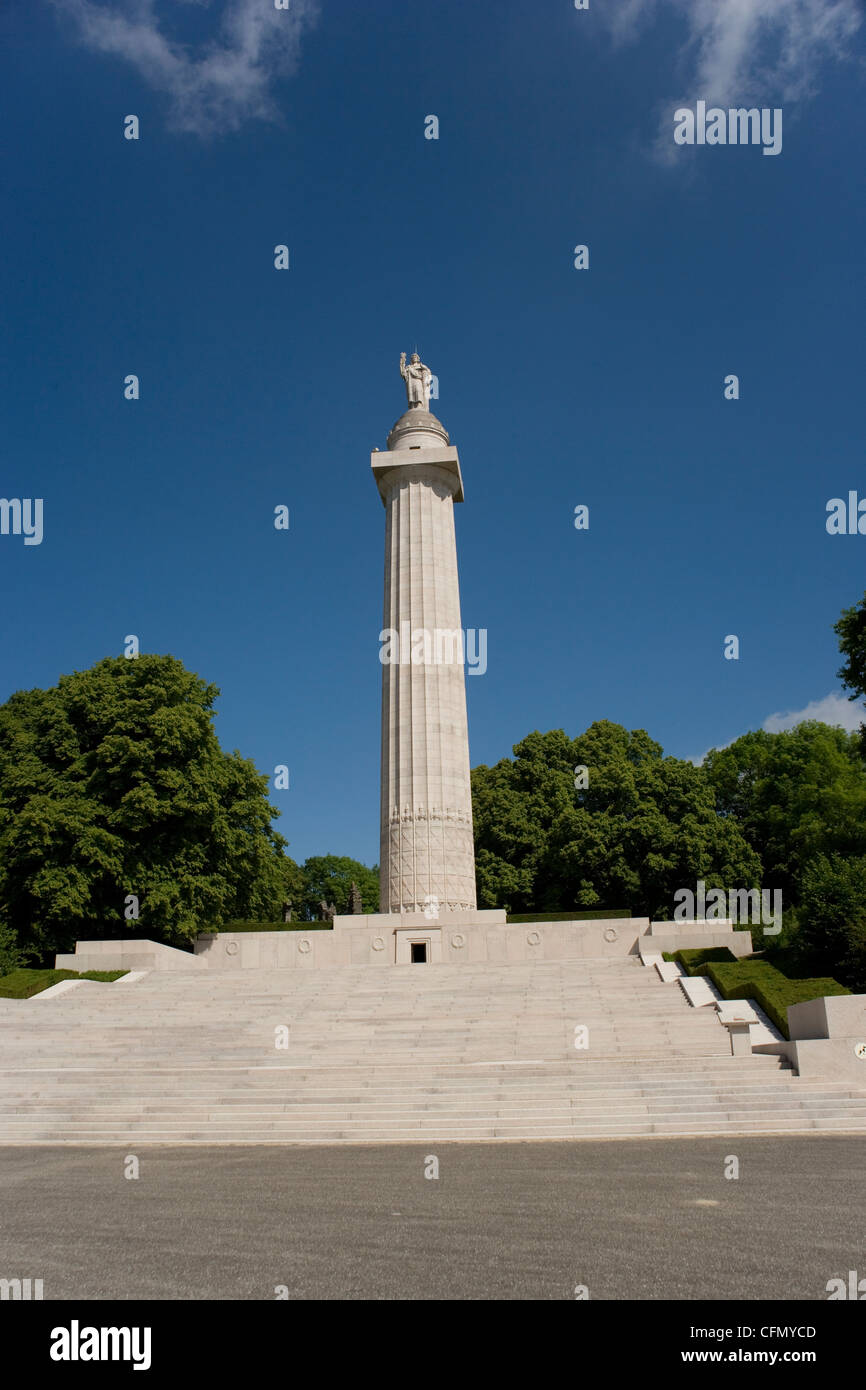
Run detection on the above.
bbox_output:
[371,445,464,506]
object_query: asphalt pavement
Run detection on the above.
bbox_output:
[0,1137,862,1300]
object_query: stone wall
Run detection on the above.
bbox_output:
[754,993,866,1080]
[55,939,207,973]
[191,917,753,970]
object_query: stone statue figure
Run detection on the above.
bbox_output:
[281,900,292,924]
[347,881,363,915]
[400,351,432,409]
[318,900,336,922]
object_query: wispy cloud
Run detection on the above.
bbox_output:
[606,0,861,102]
[690,691,864,764]
[603,0,862,160]
[762,691,864,734]
[50,0,320,137]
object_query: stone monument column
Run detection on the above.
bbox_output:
[373,355,477,914]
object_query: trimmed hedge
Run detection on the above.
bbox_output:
[0,968,128,999]
[210,920,335,933]
[221,912,632,930]
[709,962,849,1039]
[668,949,849,1039]
[664,947,737,972]
[506,910,631,923]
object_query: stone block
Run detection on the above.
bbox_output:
[724,1020,753,1056]
[679,976,717,1008]
[787,993,866,1041]
[717,1001,760,1025]
[55,940,206,972]
[655,961,682,983]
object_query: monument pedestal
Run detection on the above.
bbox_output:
[332,909,505,931]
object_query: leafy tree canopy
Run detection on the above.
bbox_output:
[703,722,866,904]
[0,655,293,957]
[796,854,866,992]
[472,720,761,918]
[835,590,866,753]
[299,855,379,918]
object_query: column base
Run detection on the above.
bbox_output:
[333,908,506,930]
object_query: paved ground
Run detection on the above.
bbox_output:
[1,1137,863,1300]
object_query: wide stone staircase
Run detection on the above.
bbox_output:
[1,957,865,1142]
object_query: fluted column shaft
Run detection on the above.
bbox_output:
[378,459,476,913]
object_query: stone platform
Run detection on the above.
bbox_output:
[191,916,755,970]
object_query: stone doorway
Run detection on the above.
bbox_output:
[395,928,441,964]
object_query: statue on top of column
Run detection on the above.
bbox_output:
[400,351,432,410]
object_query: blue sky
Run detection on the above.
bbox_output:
[2,0,865,868]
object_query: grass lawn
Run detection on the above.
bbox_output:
[0,968,128,999]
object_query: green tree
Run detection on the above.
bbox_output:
[0,655,290,958]
[300,855,379,918]
[703,722,866,904]
[797,854,866,991]
[0,923,26,977]
[277,855,308,918]
[472,721,761,917]
[835,590,866,753]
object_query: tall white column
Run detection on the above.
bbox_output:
[373,393,477,914]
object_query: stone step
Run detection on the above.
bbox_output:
[4,1117,866,1143]
[4,1095,864,1120]
[2,956,862,1143]
[0,1064,796,1082]
[11,1093,841,1114]
[8,1088,827,1112]
[2,1072,808,1096]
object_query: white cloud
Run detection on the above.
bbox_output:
[690,690,864,763]
[51,0,320,137]
[606,0,861,103]
[603,0,861,162]
[762,691,864,734]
